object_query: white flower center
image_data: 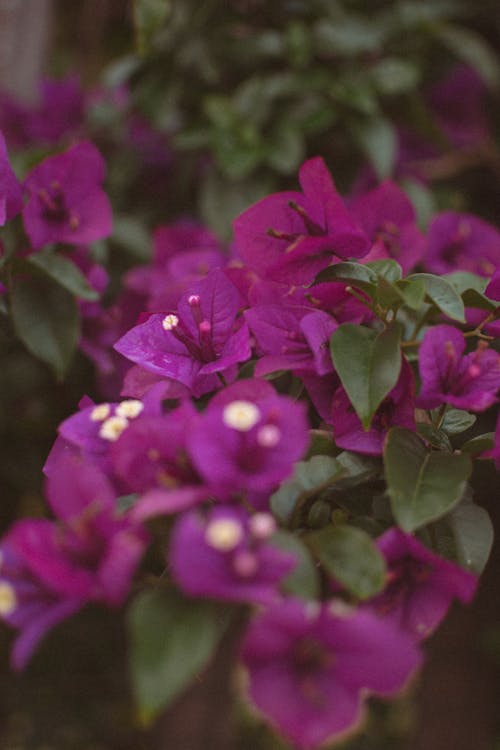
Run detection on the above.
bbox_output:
[0,582,17,616]
[162,314,179,331]
[205,518,244,551]
[222,401,261,431]
[257,424,281,447]
[99,416,129,442]
[116,399,144,419]
[90,403,111,422]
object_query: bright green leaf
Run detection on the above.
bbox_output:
[330,323,402,429]
[128,589,222,725]
[384,427,472,531]
[309,525,387,599]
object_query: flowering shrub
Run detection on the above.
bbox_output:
[1,124,499,747]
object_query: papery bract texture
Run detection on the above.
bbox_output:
[114,269,251,397]
[417,324,500,411]
[233,156,369,285]
[367,528,477,640]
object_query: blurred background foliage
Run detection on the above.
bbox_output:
[2,1,500,748]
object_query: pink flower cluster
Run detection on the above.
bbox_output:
[3,135,499,749]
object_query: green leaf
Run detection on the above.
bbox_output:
[407,273,465,322]
[401,179,436,228]
[370,57,420,95]
[267,125,304,174]
[199,169,272,240]
[416,423,452,452]
[306,429,336,458]
[384,427,472,531]
[270,455,344,523]
[128,589,222,725]
[367,258,402,282]
[440,408,476,436]
[460,432,495,454]
[314,18,384,56]
[354,116,397,179]
[27,249,99,301]
[334,451,380,489]
[113,215,152,261]
[449,496,494,574]
[270,530,320,600]
[437,24,500,89]
[134,0,171,54]
[446,271,496,312]
[10,276,80,378]
[312,261,377,294]
[376,277,406,309]
[330,323,402,429]
[396,278,426,310]
[309,525,387,599]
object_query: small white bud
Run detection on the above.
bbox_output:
[99,416,129,442]
[162,314,179,331]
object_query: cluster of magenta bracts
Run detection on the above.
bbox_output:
[2,124,500,749]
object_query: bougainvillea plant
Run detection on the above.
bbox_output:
[1,134,499,749]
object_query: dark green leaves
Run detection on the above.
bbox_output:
[449,496,494,574]
[128,589,223,724]
[134,0,171,54]
[330,323,401,429]
[309,525,386,599]
[270,455,344,523]
[353,116,397,179]
[10,275,80,378]
[384,428,472,531]
[27,249,99,300]
[313,261,377,293]
[270,530,320,600]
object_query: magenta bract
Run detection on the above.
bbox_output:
[233,156,369,285]
[417,324,500,411]
[170,506,295,605]
[114,269,251,397]
[23,141,112,248]
[241,599,421,750]
[0,130,23,225]
[368,528,477,640]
